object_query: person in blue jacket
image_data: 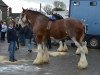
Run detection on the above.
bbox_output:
[7,23,17,62]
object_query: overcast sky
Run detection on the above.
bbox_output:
[2,0,69,13]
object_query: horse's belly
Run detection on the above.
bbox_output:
[50,32,68,40]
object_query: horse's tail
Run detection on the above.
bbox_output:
[82,21,87,42]
[75,21,85,44]
[79,24,88,47]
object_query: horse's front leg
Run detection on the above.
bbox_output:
[33,43,49,65]
[33,44,43,64]
[42,42,49,63]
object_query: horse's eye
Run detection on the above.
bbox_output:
[21,13,25,18]
[22,13,24,16]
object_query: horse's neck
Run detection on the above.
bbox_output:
[30,15,46,24]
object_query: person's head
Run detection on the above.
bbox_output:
[0,20,3,24]
[9,20,14,28]
[3,22,6,25]
[9,23,14,28]
[8,19,16,28]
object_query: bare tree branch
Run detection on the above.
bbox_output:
[53,1,66,11]
[43,4,52,15]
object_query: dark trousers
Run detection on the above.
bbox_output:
[47,38,52,49]
[1,32,6,41]
[19,34,25,46]
[8,41,16,60]
[16,38,19,49]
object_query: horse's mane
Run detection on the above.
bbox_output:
[27,9,48,18]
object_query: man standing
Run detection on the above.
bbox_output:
[7,20,17,62]
[23,25,33,52]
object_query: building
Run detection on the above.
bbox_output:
[7,7,20,24]
[0,0,8,20]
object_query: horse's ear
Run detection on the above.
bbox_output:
[22,7,25,11]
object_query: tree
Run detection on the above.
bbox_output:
[43,4,52,15]
[53,1,66,11]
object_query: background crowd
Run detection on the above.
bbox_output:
[0,19,37,62]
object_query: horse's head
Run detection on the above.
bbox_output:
[18,8,29,27]
[18,7,49,28]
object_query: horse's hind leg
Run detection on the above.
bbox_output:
[71,37,88,69]
[77,41,88,55]
[76,34,88,55]
[57,40,68,52]
[82,41,88,55]
[63,41,68,51]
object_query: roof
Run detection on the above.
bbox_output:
[0,0,8,7]
[10,13,20,18]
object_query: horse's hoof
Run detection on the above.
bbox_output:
[63,49,68,52]
[33,61,43,65]
[57,49,63,52]
[44,61,49,64]
[57,49,68,52]
[33,60,49,65]
[78,60,88,69]
[58,50,68,52]
[78,64,88,69]
[62,50,68,52]
[33,58,43,65]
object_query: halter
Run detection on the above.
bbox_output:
[21,13,26,23]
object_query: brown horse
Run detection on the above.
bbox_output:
[18,8,88,69]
